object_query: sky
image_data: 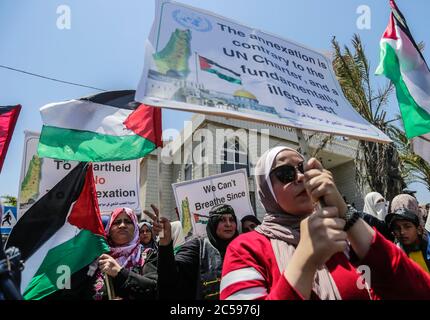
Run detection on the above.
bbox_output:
[1,0,430,204]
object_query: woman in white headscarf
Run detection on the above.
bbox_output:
[170,221,185,255]
[361,192,393,241]
[219,146,430,300]
[363,192,387,221]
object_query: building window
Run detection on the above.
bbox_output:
[184,163,192,181]
[221,138,249,175]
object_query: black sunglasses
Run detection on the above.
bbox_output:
[270,162,305,184]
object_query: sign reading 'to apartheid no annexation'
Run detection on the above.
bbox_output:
[18,131,141,218]
[136,0,391,143]
[172,169,255,239]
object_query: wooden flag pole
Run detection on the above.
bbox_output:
[295,128,310,161]
[296,128,326,208]
[105,274,115,300]
[157,147,164,238]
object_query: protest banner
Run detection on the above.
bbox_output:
[136,0,391,143]
[172,169,254,238]
[17,131,141,218]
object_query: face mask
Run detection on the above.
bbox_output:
[375,202,387,220]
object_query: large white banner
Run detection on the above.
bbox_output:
[136,0,391,143]
[18,131,142,218]
[172,169,255,239]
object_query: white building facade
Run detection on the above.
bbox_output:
[139,114,364,222]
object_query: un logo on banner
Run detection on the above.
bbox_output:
[173,9,212,32]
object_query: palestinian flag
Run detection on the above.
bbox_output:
[38,90,162,162]
[376,0,430,139]
[6,163,109,300]
[199,55,242,85]
[0,105,21,172]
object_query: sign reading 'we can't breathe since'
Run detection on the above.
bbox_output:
[172,169,254,239]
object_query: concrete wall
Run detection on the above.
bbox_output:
[330,161,364,210]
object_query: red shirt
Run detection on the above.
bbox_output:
[220,229,430,300]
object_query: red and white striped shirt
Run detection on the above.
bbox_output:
[220,230,430,300]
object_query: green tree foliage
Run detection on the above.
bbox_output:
[331,34,406,201]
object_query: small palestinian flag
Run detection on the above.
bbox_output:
[199,55,242,85]
[38,90,162,162]
[193,213,209,224]
[6,163,109,300]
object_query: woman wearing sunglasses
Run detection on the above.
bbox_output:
[220,147,430,300]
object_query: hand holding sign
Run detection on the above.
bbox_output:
[303,158,347,219]
[144,204,170,245]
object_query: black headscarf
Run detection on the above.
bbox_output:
[241,215,261,225]
[206,204,239,257]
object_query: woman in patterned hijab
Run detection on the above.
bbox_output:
[92,207,157,300]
